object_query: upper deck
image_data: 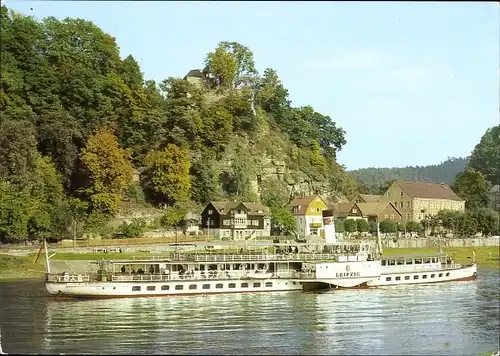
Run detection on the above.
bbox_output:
[101,241,375,266]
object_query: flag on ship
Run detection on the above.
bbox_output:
[33,240,45,264]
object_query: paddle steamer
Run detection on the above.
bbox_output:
[43,211,477,298]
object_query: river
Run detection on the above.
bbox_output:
[0,268,498,355]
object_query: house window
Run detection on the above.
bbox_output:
[406,213,410,219]
[400,202,403,208]
[384,215,388,219]
[223,219,230,226]
[253,220,259,226]
[293,207,299,213]
[208,209,213,215]
[220,208,224,213]
[390,214,394,219]
[352,208,357,213]
[406,201,411,208]
[400,192,403,197]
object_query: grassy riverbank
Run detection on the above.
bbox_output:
[0,246,498,281]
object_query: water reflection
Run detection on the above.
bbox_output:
[0,269,498,355]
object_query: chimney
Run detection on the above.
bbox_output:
[322,209,337,244]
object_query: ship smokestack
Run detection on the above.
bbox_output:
[322,209,336,244]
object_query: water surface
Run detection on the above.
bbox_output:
[0,268,498,355]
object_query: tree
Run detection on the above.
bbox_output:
[452,168,490,210]
[205,41,258,89]
[379,220,397,234]
[455,213,477,237]
[269,206,296,236]
[335,219,345,234]
[435,210,460,235]
[80,126,134,215]
[356,219,370,234]
[406,221,421,233]
[470,208,499,237]
[143,144,191,206]
[344,219,357,235]
[0,180,33,242]
[204,45,237,88]
[0,120,40,188]
[469,125,500,185]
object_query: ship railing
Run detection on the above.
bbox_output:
[46,274,91,283]
[109,270,295,282]
[172,253,341,262]
[292,271,317,279]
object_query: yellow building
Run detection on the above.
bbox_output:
[384,181,465,221]
[289,195,328,236]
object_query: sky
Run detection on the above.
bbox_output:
[4,1,499,170]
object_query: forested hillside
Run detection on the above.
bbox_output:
[0,6,360,242]
[350,157,469,193]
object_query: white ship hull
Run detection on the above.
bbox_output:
[45,278,302,298]
[368,263,477,287]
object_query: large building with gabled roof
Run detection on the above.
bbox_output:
[384,181,465,221]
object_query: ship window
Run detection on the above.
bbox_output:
[228,283,236,288]
[382,260,387,266]
[189,284,197,290]
[161,285,169,290]
[395,276,401,281]
[423,275,428,279]
[445,272,450,277]
[414,259,422,264]
[423,258,430,264]
[265,282,273,287]
[439,273,443,277]
[406,259,413,265]
[253,282,261,288]
[175,285,183,290]
[147,286,156,291]
[396,259,404,265]
[216,283,223,289]
[413,275,419,280]
[386,277,391,281]
[132,286,141,291]
[431,274,436,278]
[202,284,210,289]
[404,276,410,280]
[241,283,249,288]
